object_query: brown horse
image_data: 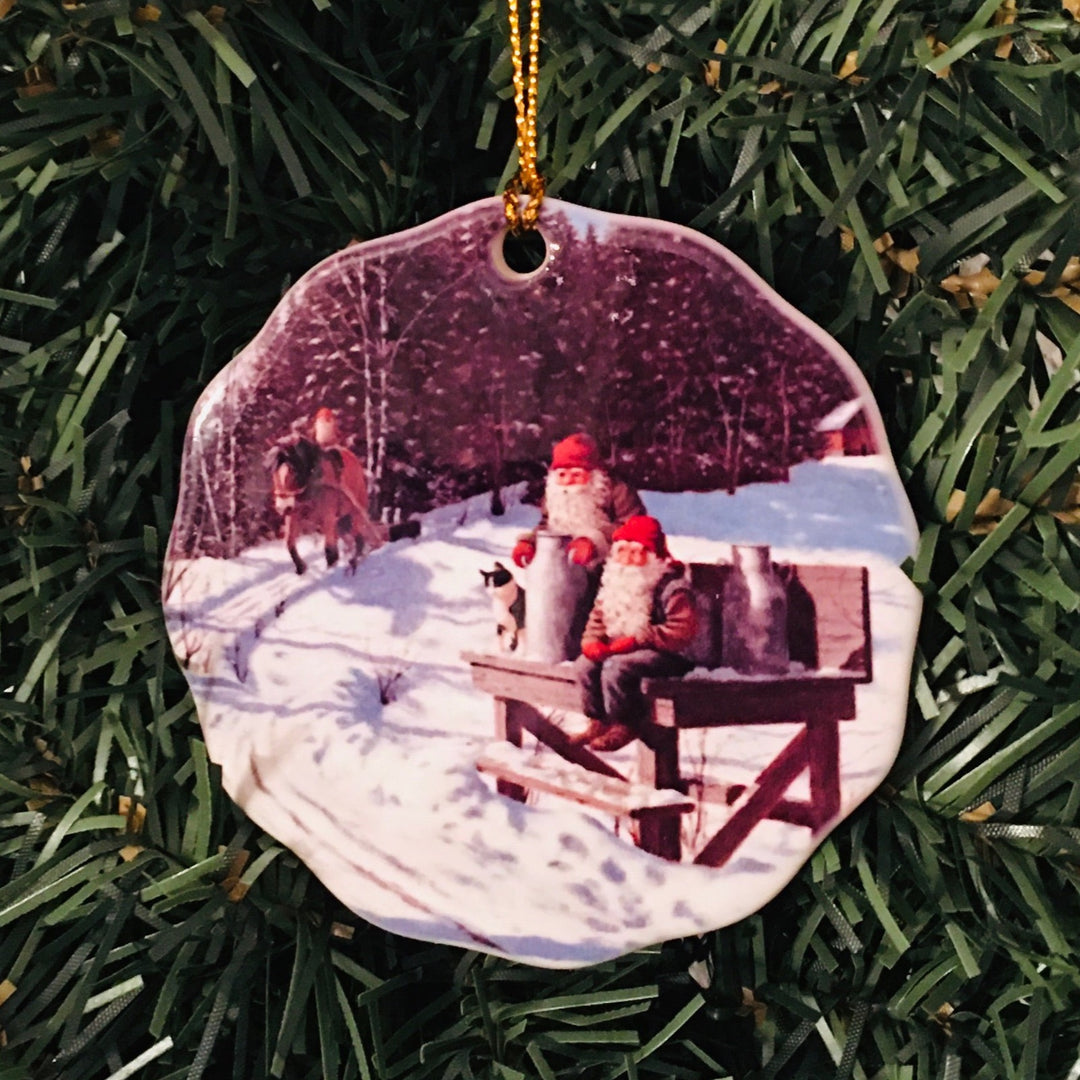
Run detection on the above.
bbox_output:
[266,436,386,574]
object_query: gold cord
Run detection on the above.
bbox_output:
[503,0,545,233]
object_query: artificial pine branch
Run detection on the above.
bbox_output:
[2,1,1080,1077]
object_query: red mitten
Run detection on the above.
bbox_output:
[608,636,638,654]
[512,539,535,568]
[581,640,610,662]
[567,537,597,566]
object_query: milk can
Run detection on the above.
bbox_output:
[721,544,789,674]
[525,531,591,663]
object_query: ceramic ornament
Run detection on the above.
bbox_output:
[164,197,921,967]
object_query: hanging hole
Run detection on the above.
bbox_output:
[496,227,549,278]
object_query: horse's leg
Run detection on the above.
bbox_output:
[347,524,362,573]
[321,494,339,568]
[335,509,365,573]
[335,512,359,572]
[284,512,306,574]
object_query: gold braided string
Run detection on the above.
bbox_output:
[503,0,545,233]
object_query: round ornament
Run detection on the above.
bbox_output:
[165,196,921,966]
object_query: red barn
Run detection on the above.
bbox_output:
[816,399,876,457]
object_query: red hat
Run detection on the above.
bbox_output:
[551,433,600,472]
[613,515,667,557]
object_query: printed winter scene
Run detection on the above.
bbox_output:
[165,198,921,967]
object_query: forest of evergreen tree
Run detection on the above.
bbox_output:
[172,202,864,559]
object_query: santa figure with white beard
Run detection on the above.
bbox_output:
[512,433,645,570]
[572,516,697,752]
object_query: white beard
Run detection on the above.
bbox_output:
[313,419,337,447]
[544,470,612,547]
[595,554,670,640]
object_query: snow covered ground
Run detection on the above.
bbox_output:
[164,457,920,966]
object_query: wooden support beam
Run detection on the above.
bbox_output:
[694,728,811,868]
[764,798,817,829]
[513,702,626,781]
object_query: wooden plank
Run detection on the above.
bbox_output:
[705,790,820,828]
[463,651,577,680]
[638,723,682,790]
[494,698,523,746]
[476,746,694,818]
[860,565,873,683]
[463,651,582,711]
[637,812,682,861]
[641,678,858,727]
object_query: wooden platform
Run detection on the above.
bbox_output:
[463,653,861,865]
[463,558,870,865]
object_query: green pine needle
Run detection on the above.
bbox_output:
[3,0,1080,1077]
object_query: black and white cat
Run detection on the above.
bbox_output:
[479,562,526,654]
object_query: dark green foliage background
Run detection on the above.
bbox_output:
[2,0,1080,1077]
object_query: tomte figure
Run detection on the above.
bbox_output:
[572,516,697,751]
[512,433,645,571]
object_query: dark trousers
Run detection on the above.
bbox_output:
[572,649,694,729]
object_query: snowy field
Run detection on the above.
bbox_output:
[164,457,920,966]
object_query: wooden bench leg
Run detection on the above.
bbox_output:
[637,810,681,861]
[807,717,840,830]
[638,725,680,789]
[636,811,682,860]
[637,726,682,861]
[494,697,527,802]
